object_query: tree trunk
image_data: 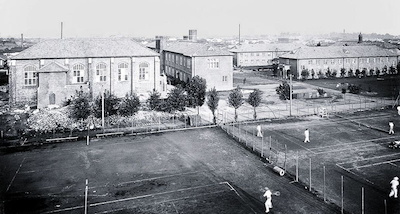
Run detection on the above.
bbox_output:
[234,108,238,122]
[253,107,257,120]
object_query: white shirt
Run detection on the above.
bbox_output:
[263,190,272,198]
[391,179,399,188]
[305,130,309,137]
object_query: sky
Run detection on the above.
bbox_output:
[1,0,399,39]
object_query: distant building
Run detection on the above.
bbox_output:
[151,40,234,91]
[9,38,164,108]
[229,43,303,70]
[279,46,400,79]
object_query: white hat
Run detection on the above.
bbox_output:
[394,177,399,180]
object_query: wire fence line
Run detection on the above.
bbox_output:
[219,120,391,214]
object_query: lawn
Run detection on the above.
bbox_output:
[302,75,400,98]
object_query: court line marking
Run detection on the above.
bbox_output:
[93,190,228,214]
[116,170,204,186]
[6,157,25,192]
[335,163,375,185]
[345,158,400,170]
[337,152,400,165]
[310,135,396,151]
[313,142,389,155]
[44,182,228,214]
[267,129,314,154]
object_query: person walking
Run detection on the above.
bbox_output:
[389,121,395,135]
[389,177,399,198]
[304,128,310,143]
[257,125,263,137]
[263,187,273,213]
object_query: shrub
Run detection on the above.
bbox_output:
[317,88,325,96]
[276,81,291,100]
[340,68,346,77]
[118,93,140,117]
[348,84,361,94]
[301,69,309,80]
[147,90,161,111]
[93,91,121,118]
[70,90,91,120]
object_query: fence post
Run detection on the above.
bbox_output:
[341,175,344,214]
[284,144,287,172]
[323,165,326,202]
[261,135,264,157]
[268,136,271,162]
[384,199,387,214]
[309,157,312,191]
[296,151,299,182]
[361,187,364,214]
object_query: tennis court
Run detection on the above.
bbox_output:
[232,108,400,213]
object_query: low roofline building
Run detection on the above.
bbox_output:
[9,38,164,108]
[279,46,400,79]
[229,43,303,70]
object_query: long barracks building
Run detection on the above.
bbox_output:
[279,45,400,79]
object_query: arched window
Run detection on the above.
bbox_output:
[139,62,149,81]
[72,64,85,83]
[118,63,128,81]
[24,65,37,86]
[96,63,107,82]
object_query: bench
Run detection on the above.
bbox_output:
[45,136,79,143]
[96,132,124,138]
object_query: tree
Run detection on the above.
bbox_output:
[311,69,315,79]
[93,91,121,118]
[247,89,262,119]
[301,69,309,80]
[228,86,244,122]
[207,87,219,124]
[326,68,331,78]
[147,90,161,110]
[119,93,140,116]
[186,76,207,114]
[276,81,291,100]
[331,69,337,78]
[361,68,367,77]
[397,62,400,74]
[70,89,91,120]
[340,68,346,77]
[166,85,187,112]
[355,69,361,78]
[389,65,396,75]
[348,69,354,77]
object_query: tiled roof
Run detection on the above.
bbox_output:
[163,42,233,57]
[38,61,69,73]
[280,46,400,59]
[230,43,304,53]
[12,38,159,60]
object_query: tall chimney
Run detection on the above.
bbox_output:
[21,33,24,47]
[61,22,63,39]
[239,24,241,45]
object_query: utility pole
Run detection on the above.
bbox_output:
[289,74,293,116]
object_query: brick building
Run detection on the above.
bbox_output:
[279,46,400,79]
[229,43,303,70]
[9,38,164,108]
[154,40,234,91]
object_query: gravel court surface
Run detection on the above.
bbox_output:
[0,128,342,214]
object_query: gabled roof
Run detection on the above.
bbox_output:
[230,43,304,53]
[37,61,69,73]
[280,46,400,59]
[163,42,233,57]
[12,38,159,60]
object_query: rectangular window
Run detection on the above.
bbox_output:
[187,59,191,68]
[24,72,37,86]
[222,76,228,82]
[331,59,335,64]
[338,59,342,64]
[208,59,220,69]
[367,58,370,63]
